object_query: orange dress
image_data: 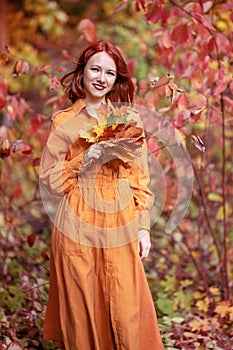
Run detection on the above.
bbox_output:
[39,99,164,350]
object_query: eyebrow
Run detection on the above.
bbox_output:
[91,64,116,73]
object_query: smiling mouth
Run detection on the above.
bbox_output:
[93,84,105,91]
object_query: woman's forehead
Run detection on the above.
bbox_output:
[86,52,116,69]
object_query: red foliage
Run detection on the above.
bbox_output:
[78,19,98,43]
[0,80,8,111]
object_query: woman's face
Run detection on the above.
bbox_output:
[83,51,117,105]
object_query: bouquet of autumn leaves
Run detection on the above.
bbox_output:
[79,103,145,169]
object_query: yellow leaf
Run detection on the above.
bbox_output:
[189,319,203,331]
[229,306,233,321]
[93,124,107,138]
[214,304,230,317]
[174,128,186,148]
[196,297,210,312]
[209,287,220,296]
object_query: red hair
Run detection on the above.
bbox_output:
[61,41,135,104]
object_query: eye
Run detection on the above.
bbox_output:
[91,67,99,72]
[107,71,116,77]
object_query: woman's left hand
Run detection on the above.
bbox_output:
[138,229,151,260]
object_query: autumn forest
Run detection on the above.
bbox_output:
[0,0,233,349]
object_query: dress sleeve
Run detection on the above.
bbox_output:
[39,114,84,195]
[129,135,154,232]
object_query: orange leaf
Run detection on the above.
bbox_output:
[150,75,171,89]
[13,59,30,77]
[190,69,203,89]
[0,52,9,65]
[165,81,185,104]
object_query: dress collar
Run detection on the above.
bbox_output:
[72,99,86,115]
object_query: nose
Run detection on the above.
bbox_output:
[97,71,105,83]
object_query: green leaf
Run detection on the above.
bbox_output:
[208,193,222,201]
[216,203,231,220]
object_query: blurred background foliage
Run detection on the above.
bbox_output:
[0,0,233,349]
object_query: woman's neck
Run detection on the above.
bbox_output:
[84,98,106,119]
[84,98,105,110]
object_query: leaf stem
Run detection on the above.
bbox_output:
[220,94,229,300]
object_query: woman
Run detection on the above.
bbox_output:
[40,41,164,350]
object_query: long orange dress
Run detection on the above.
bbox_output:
[39,99,164,350]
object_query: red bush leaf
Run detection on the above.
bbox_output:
[213,81,228,96]
[127,58,137,75]
[22,143,32,155]
[113,0,130,14]
[41,250,50,261]
[78,19,98,43]
[11,140,24,153]
[218,67,225,80]
[12,140,32,155]
[203,1,214,13]
[27,234,37,247]
[135,0,145,11]
[30,116,41,133]
[178,94,189,110]
[0,80,8,110]
[147,137,159,156]
[144,1,162,24]
[192,12,216,31]
[172,24,189,45]
[159,30,173,49]
[32,157,41,166]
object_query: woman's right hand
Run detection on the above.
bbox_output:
[83,143,105,163]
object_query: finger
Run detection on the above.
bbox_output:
[140,249,149,260]
[138,241,151,260]
[87,148,103,160]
